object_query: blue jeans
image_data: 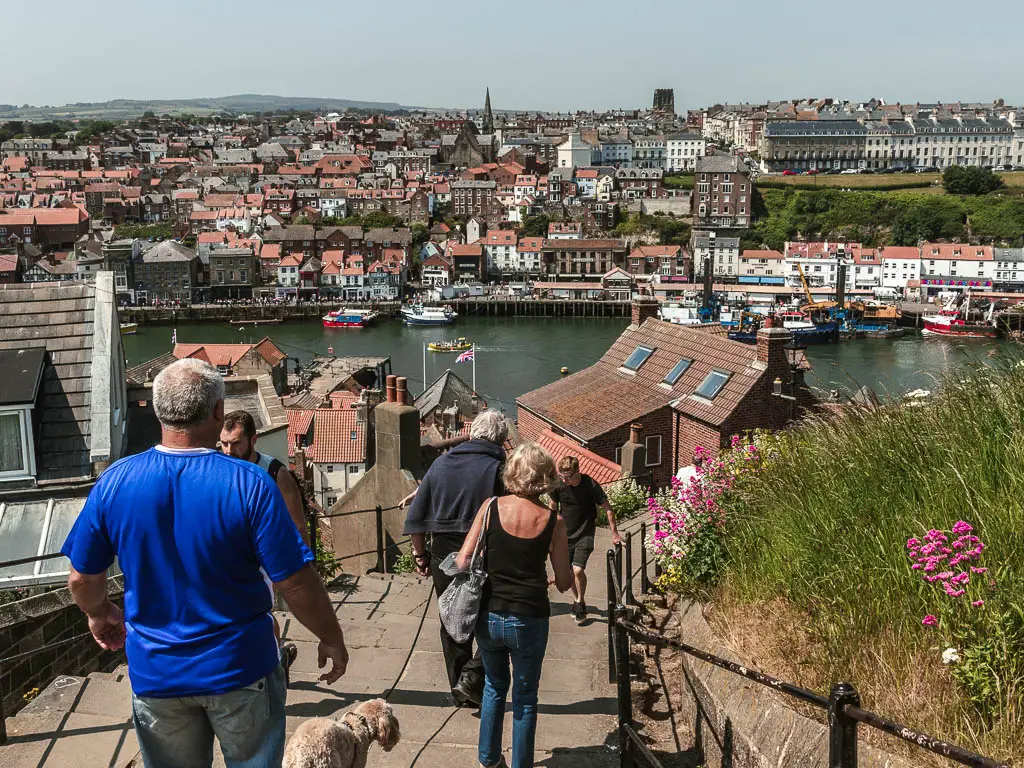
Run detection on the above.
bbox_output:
[476,611,550,768]
[131,665,286,768]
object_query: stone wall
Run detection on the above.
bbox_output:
[0,578,124,716]
[676,599,914,768]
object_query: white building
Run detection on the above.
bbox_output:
[692,233,741,280]
[993,247,1024,290]
[879,246,922,292]
[556,133,593,170]
[307,406,367,509]
[919,242,993,294]
[665,133,706,172]
[517,237,544,276]
[277,254,301,289]
[633,135,666,169]
[483,230,518,275]
[783,242,861,291]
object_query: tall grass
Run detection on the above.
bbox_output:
[721,361,1024,763]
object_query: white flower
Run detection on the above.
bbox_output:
[942,647,961,665]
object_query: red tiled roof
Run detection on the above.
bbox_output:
[879,246,920,260]
[307,408,365,464]
[535,429,622,486]
[631,245,681,258]
[287,409,314,457]
[920,243,991,261]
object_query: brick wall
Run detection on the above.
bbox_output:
[674,415,726,467]
[0,578,124,716]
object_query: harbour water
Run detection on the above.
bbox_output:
[122,317,1022,412]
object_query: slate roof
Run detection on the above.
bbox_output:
[0,281,103,481]
[415,369,480,420]
[517,319,766,441]
[139,240,195,263]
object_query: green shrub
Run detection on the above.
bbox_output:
[392,551,416,575]
[600,477,649,526]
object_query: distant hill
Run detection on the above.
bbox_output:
[0,94,423,120]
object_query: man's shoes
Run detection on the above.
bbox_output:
[281,642,298,687]
[452,676,483,708]
[574,602,587,625]
[481,758,509,768]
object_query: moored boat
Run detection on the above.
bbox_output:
[401,304,457,326]
[119,322,138,335]
[921,292,999,339]
[322,308,379,328]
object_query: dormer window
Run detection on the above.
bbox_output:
[0,348,45,482]
[623,345,654,371]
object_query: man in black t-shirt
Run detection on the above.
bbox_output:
[549,456,622,624]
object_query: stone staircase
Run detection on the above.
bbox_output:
[1,522,642,767]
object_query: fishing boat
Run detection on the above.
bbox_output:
[428,337,472,352]
[921,292,999,339]
[400,304,457,326]
[119,322,138,335]
[727,310,838,345]
[322,307,380,328]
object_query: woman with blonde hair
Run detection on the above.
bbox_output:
[456,442,572,768]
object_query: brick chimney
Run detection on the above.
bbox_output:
[617,423,648,478]
[375,384,421,475]
[756,327,792,370]
[631,296,660,327]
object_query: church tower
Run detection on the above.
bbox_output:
[482,87,494,134]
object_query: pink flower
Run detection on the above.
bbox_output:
[971,566,988,574]
[952,520,973,535]
[906,537,920,548]
[972,600,985,608]
[922,615,938,627]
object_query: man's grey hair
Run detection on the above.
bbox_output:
[153,359,225,430]
[470,409,508,445]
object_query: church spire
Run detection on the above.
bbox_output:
[482,87,494,134]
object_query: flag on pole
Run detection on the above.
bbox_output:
[456,347,475,364]
[171,328,177,345]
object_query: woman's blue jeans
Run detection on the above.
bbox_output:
[476,611,549,768]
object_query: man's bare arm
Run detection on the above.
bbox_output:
[275,564,347,683]
[277,469,309,546]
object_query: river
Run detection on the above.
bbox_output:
[122,318,1022,412]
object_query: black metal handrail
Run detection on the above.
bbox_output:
[605,538,1009,768]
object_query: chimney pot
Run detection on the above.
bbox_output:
[386,374,397,403]
[396,377,409,404]
[630,423,643,445]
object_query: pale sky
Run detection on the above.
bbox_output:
[4,0,1023,112]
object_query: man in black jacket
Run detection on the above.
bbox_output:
[403,410,507,707]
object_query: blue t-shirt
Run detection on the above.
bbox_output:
[62,446,314,698]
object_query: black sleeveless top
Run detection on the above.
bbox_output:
[484,498,557,618]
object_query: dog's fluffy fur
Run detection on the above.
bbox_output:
[283,698,401,768]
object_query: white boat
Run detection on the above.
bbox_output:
[400,304,457,326]
[659,301,704,326]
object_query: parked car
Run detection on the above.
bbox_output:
[782,169,798,176]
[840,169,859,175]
[806,169,819,175]
[861,168,876,174]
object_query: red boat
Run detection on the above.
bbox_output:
[921,293,999,339]
[322,308,379,328]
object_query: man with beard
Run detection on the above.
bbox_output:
[220,410,307,680]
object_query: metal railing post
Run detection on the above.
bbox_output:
[639,522,649,596]
[653,521,663,582]
[606,549,617,684]
[624,532,635,606]
[828,682,860,768]
[615,541,624,603]
[614,604,635,768]
[372,505,385,573]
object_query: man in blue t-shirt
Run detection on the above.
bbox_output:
[63,359,349,768]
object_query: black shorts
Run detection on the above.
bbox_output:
[568,536,595,568]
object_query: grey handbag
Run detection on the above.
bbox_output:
[438,499,494,644]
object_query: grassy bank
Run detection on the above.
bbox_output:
[762,170,1024,189]
[718,364,1024,763]
[745,186,1024,250]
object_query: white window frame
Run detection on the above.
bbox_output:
[0,406,36,481]
[645,435,662,467]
